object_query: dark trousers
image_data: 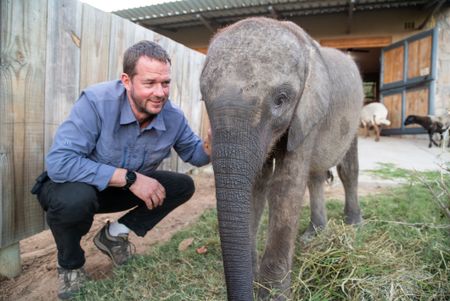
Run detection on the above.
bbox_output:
[37,171,195,270]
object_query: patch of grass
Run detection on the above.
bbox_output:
[367,162,413,179]
[75,211,225,301]
[74,168,450,301]
[366,162,444,182]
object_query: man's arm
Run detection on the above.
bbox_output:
[173,116,211,166]
[46,93,115,191]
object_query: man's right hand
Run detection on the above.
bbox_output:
[109,168,166,210]
[129,173,166,210]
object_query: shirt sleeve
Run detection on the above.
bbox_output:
[173,116,210,167]
[45,93,116,191]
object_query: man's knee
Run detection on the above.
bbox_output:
[45,182,98,225]
[177,173,195,200]
[150,171,195,201]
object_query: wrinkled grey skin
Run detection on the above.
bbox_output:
[200,17,363,301]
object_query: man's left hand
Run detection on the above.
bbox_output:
[203,128,212,156]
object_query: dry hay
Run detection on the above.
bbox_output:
[289,220,449,301]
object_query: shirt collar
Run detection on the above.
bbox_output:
[144,110,166,132]
[120,92,136,125]
[119,92,167,132]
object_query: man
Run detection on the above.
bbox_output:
[32,40,211,300]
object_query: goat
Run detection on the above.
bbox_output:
[404,114,450,148]
[360,102,391,141]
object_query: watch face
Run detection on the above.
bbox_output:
[126,171,137,182]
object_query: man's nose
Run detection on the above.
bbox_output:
[153,84,166,97]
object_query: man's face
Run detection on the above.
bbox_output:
[122,56,171,120]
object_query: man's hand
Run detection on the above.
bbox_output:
[203,128,212,156]
[109,169,165,210]
[130,173,166,210]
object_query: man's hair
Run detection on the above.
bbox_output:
[123,40,171,78]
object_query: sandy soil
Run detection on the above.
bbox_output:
[0,167,394,301]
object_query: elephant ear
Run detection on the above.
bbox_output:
[287,44,331,152]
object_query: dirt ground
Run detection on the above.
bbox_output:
[0,166,396,301]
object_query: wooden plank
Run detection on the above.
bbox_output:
[383,45,404,84]
[134,23,154,43]
[0,0,47,247]
[79,4,111,90]
[383,93,402,128]
[108,18,156,81]
[177,47,195,174]
[45,0,82,154]
[192,47,208,54]
[180,50,207,173]
[405,87,429,128]
[189,51,206,136]
[168,42,185,172]
[0,242,21,278]
[407,36,432,79]
[108,15,136,80]
[320,36,392,48]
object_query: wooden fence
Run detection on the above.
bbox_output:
[0,0,207,257]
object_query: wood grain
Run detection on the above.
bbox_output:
[0,0,47,247]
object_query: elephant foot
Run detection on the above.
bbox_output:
[345,214,363,225]
[299,222,325,243]
[257,261,291,301]
[256,282,290,301]
[256,291,288,301]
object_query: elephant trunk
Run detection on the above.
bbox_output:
[212,126,265,301]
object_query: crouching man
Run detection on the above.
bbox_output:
[31,40,211,300]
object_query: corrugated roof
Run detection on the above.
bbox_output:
[113,0,433,30]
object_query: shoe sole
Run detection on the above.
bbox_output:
[93,235,120,267]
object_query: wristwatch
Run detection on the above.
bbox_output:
[123,170,137,190]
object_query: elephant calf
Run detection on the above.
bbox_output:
[200,17,363,301]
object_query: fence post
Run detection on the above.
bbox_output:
[0,243,21,279]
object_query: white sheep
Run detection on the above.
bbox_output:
[360,102,391,142]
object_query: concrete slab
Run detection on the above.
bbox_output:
[358,135,450,172]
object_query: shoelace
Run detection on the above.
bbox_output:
[115,236,136,257]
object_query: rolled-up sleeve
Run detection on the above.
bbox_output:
[46,93,116,191]
[174,117,210,167]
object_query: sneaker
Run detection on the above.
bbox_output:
[57,266,88,300]
[93,221,135,267]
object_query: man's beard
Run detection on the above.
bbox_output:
[130,88,162,119]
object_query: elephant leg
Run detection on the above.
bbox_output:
[257,152,309,301]
[337,136,362,225]
[302,171,328,240]
[251,159,273,279]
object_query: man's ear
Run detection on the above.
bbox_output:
[121,73,131,90]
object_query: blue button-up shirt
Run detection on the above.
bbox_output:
[46,80,210,191]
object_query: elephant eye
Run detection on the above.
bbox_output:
[274,92,288,107]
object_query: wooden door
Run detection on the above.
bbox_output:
[380,28,437,135]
